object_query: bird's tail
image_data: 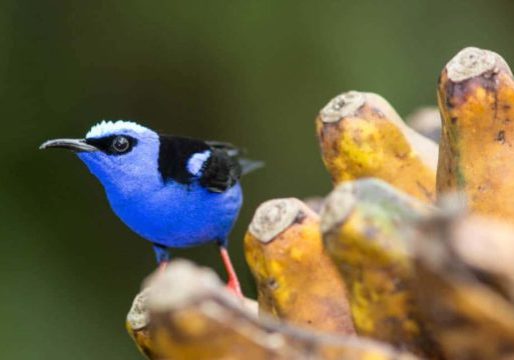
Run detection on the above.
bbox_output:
[239,158,264,175]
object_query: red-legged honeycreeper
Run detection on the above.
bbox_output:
[40,121,263,297]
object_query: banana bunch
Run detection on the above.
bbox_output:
[127,47,514,360]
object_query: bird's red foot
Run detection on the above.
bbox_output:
[158,260,169,274]
[225,277,243,298]
[219,246,244,298]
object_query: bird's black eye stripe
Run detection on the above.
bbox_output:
[86,135,137,155]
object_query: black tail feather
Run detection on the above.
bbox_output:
[239,158,264,176]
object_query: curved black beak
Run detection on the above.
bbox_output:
[39,138,98,152]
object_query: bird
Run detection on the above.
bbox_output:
[40,120,262,297]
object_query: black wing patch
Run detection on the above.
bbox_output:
[206,141,241,157]
[158,135,210,185]
[200,149,242,192]
[206,140,264,176]
[158,135,244,192]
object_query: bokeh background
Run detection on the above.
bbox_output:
[2,1,514,358]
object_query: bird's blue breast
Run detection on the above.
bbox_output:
[106,180,243,248]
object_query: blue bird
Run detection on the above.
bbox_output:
[40,120,262,296]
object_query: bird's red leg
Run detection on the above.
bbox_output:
[219,246,243,298]
[158,260,169,273]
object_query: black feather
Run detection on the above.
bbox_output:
[158,135,262,192]
[205,140,241,157]
[206,140,264,175]
[158,135,209,185]
[199,149,241,192]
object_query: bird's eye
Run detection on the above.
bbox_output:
[111,136,131,153]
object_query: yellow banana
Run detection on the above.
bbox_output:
[245,198,354,335]
[437,47,514,220]
[316,91,438,202]
[146,260,418,360]
[413,210,514,359]
[321,178,441,358]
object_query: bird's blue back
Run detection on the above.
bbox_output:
[76,122,243,248]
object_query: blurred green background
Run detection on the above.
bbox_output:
[2,0,514,358]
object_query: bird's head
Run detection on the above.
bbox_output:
[40,121,162,193]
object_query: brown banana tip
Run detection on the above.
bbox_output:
[446,47,512,82]
[146,259,227,312]
[320,182,356,234]
[320,91,365,123]
[127,288,151,330]
[249,198,303,243]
